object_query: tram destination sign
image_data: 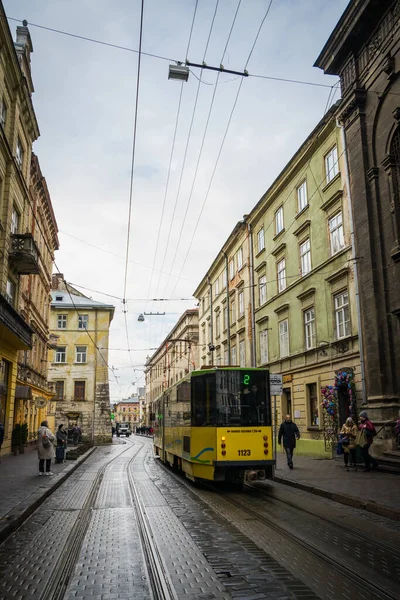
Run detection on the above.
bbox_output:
[269,374,283,396]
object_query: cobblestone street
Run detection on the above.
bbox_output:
[0,437,398,600]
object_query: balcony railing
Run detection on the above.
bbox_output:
[9,233,40,274]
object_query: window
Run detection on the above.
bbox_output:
[76,346,87,363]
[329,212,345,255]
[304,308,316,350]
[78,315,89,329]
[231,346,237,365]
[5,279,16,306]
[239,340,245,367]
[11,207,19,234]
[334,291,350,339]
[16,138,24,168]
[275,206,284,234]
[257,228,265,252]
[224,348,229,365]
[55,381,65,400]
[300,239,311,275]
[229,259,234,280]
[214,278,219,297]
[0,97,6,129]
[238,291,244,316]
[224,307,228,330]
[297,180,308,212]
[325,145,339,183]
[57,314,67,329]
[74,381,86,400]
[231,299,236,323]
[259,275,267,305]
[307,383,319,426]
[277,259,286,292]
[237,247,243,270]
[215,312,220,337]
[260,329,268,364]
[279,319,289,358]
[223,269,227,289]
[55,346,66,363]
[55,295,63,302]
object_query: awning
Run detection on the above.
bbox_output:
[15,385,33,400]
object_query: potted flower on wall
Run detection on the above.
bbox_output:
[11,424,21,456]
[19,422,28,454]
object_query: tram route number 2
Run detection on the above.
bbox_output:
[238,449,251,456]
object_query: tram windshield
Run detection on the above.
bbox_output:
[191,369,271,427]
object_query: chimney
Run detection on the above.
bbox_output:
[51,273,64,291]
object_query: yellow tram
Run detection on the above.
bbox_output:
[153,367,275,484]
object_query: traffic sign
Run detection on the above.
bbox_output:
[270,373,283,395]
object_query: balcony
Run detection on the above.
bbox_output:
[0,292,32,348]
[9,233,40,274]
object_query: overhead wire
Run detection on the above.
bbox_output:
[168,1,275,300]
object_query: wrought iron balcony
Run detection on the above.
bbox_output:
[9,233,40,274]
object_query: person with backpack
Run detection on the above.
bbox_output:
[358,410,378,471]
[37,420,55,476]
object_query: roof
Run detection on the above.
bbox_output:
[51,291,114,311]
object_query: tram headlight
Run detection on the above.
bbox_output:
[221,443,226,449]
[221,436,226,441]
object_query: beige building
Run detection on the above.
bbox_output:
[14,154,59,441]
[194,106,362,457]
[145,309,198,427]
[48,276,114,444]
[115,395,140,428]
[193,221,254,369]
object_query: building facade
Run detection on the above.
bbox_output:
[0,15,42,454]
[193,221,254,370]
[315,0,400,450]
[114,395,140,429]
[144,309,199,427]
[194,106,362,457]
[14,153,59,441]
[48,275,114,444]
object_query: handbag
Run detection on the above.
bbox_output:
[42,435,51,448]
[340,435,350,446]
[355,429,367,448]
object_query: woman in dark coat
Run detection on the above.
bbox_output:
[56,424,67,463]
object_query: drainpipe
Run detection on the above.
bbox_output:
[247,223,256,367]
[93,309,98,444]
[207,276,214,365]
[338,120,367,405]
[222,251,231,365]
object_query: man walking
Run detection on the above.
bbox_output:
[278,414,300,469]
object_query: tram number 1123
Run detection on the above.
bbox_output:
[238,449,251,456]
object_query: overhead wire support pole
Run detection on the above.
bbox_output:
[185,61,248,78]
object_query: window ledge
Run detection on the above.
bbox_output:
[255,247,266,258]
[237,315,245,322]
[273,228,285,242]
[295,204,309,220]
[322,172,341,193]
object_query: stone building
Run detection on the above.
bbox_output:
[315,0,400,451]
[114,395,140,429]
[0,15,42,454]
[194,105,362,457]
[48,276,114,444]
[144,309,198,427]
[14,154,59,441]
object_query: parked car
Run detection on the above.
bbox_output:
[118,422,131,437]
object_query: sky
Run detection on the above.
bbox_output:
[5,0,349,402]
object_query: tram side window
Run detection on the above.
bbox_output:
[191,373,216,426]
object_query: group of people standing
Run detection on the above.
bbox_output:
[278,410,379,472]
[37,421,81,476]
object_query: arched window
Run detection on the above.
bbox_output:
[391,127,400,196]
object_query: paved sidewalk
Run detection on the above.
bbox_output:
[274,450,400,520]
[0,444,96,543]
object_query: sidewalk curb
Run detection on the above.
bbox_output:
[273,475,400,521]
[0,446,97,545]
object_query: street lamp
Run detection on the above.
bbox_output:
[168,63,189,82]
[137,312,166,322]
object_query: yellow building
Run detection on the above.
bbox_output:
[48,276,114,444]
[115,396,140,429]
[194,105,362,457]
[0,18,41,454]
[145,309,199,427]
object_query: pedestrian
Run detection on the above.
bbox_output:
[358,410,378,471]
[72,424,81,445]
[339,417,358,471]
[278,414,300,469]
[56,424,67,463]
[37,420,55,476]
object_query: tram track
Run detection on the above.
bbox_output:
[152,449,398,600]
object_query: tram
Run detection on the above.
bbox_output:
[153,367,275,484]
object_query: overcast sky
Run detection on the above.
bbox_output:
[6,0,348,402]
